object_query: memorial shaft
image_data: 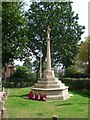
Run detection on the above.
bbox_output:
[47,26,51,70]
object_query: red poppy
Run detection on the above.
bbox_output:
[28,91,33,99]
[40,95,47,101]
[35,94,41,100]
[32,94,36,100]
[35,94,38,100]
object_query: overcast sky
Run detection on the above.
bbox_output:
[15,0,89,65]
[72,0,89,41]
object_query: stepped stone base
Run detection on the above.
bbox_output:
[32,70,70,101]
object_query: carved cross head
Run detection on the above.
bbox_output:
[47,26,51,39]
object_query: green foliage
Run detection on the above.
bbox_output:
[77,36,90,62]
[62,78,90,91]
[3,82,15,88]
[65,65,80,77]
[10,66,35,80]
[5,66,36,87]
[26,2,85,70]
[2,2,85,77]
[11,66,30,78]
[82,89,88,94]
[2,2,27,66]
[76,36,90,74]
[23,57,32,69]
[3,81,34,88]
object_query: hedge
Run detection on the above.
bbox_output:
[62,78,90,90]
[6,77,36,82]
[3,77,36,88]
[3,81,35,88]
[3,77,90,90]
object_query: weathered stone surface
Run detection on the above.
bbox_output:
[43,70,55,78]
[32,75,70,100]
[0,101,3,111]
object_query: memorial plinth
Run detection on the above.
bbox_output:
[32,26,70,100]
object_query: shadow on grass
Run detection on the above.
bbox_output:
[55,102,88,106]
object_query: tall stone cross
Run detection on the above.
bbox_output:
[31,26,70,101]
[47,26,51,71]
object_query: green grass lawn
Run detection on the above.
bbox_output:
[5,87,89,118]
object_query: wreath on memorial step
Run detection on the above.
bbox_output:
[28,91,47,101]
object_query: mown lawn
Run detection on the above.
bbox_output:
[5,87,89,118]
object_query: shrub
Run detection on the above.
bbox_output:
[3,82,15,88]
[10,66,36,81]
[65,65,90,78]
[4,66,36,87]
[11,66,32,78]
[65,65,79,77]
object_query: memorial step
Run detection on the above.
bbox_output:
[37,80,62,84]
[34,83,65,88]
[41,77,59,81]
[47,95,64,100]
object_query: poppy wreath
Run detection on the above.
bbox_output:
[32,94,36,100]
[28,91,33,99]
[40,95,47,101]
[37,95,41,101]
[28,92,47,101]
[35,94,38,100]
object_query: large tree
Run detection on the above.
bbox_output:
[76,36,90,74]
[2,2,27,66]
[25,2,85,74]
[2,2,85,77]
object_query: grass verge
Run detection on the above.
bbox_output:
[5,87,89,118]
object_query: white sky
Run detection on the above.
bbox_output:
[15,0,89,65]
[72,0,89,41]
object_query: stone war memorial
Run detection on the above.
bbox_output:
[30,26,70,101]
